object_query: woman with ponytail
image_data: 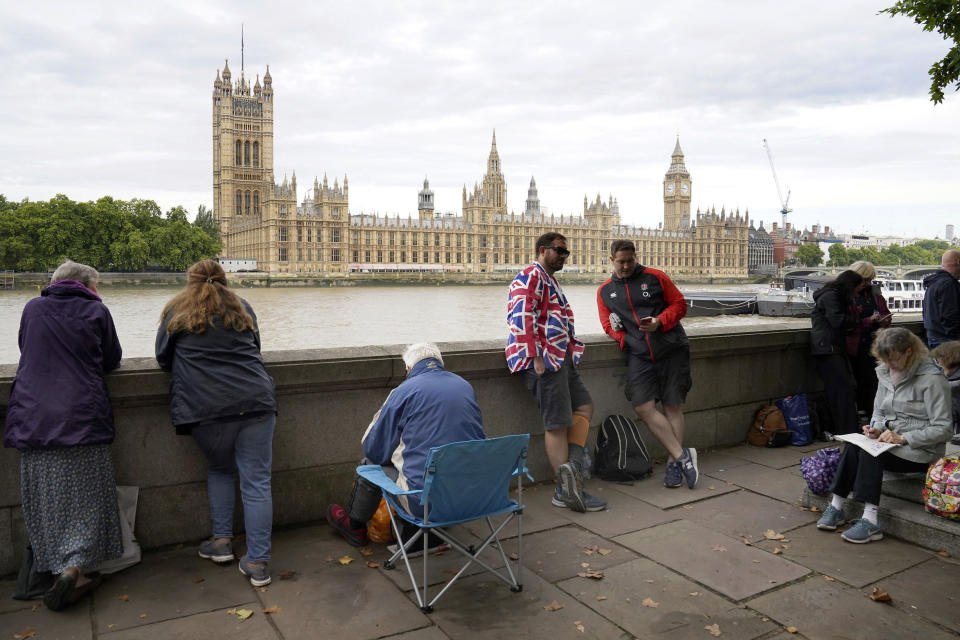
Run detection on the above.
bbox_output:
[155,260,277,586]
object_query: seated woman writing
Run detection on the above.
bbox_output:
[817,327,953,543]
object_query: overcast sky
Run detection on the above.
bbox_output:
[1,1,957,239]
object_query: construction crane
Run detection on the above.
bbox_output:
[762,138,792,230]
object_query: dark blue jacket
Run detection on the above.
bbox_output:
[923,269,960,347]
[155,299,277,433]
[4,281,122,451]
[810,286,858,356]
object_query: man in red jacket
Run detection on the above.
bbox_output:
[597,240,698,488]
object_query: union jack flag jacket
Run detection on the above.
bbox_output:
[505,262,584,373]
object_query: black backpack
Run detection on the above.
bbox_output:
[593,414,653,481]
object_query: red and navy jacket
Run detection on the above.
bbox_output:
[597,265,688,361]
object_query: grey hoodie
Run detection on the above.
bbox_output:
[871,357,952,463]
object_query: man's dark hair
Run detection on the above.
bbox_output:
[610,239,636,256]
[535,232,567,254]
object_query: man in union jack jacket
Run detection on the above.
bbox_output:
[506,232,606,513]
[597,239,699,489]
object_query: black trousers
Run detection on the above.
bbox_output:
[848,350,879,415]
[830,444,929,505]
[815,354,859,435]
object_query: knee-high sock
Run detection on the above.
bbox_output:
[567,414,590,448]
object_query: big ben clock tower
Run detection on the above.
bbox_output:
[663,137,691,231]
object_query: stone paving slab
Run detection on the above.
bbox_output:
[746,576,958,639]
[390,626,453,640]
[421,571,631,640]
[102,605,279,639]
[614,520,810,601]
[551,483,679,538]
[0,598,91,640]
[606,464,739,509]
[704,462,807,505]
[754,523,931,588]
[0,578,35,615]
[556,557,777,639]
[854,557,960,631]
[94,546,261,633]
[498,525,638,584]
[723,444,817,470]
[680,489,818,542]
[464,483,569,541]
[691,451,753,475]
[258,555,429,639]
[376,537,507,593]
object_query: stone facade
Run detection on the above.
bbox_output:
[748,220,776,275]
[212,60,749,277]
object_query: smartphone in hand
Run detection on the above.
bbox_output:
[639,317,654,326]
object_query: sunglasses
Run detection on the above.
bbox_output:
[545,246,570,257]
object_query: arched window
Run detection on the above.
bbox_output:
[253,191,260,216]
[244,141,250,166]
[235,140,242,166]
[235,190,242,215]
[244,190,251,215]
[252,142,259,167]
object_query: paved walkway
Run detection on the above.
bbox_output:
[3,443,959,639]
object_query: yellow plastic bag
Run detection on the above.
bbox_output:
[367,498,395,543]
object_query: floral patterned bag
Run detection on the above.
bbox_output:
[800,447,841,496]
[923,456,960,520]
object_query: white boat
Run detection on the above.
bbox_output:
[878,278,925,313]
[755,277,925,318]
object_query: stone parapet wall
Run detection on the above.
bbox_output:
[0,320,922,576]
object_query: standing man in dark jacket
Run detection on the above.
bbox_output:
[923,250,960,348]
[597,240,698,489]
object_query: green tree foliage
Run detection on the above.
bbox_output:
[194,204,219,241]
[827,243,852,267]
[882,1,960,103]
[845,241,945,265]
[794,243,825,266]
[0,194,222,272]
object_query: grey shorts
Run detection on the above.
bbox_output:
[625,345,692,407]
[521,353,593,430]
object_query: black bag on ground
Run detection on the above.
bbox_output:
[593,414,653,481]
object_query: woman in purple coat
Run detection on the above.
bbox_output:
[4,260,123,611]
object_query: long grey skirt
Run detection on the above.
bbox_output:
[20,444,123,574]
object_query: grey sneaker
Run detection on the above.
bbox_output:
[557,462,586,513]
[816,504,846,531]
[663,461,683,488]
[677,448,699,489]
[552,486,606,512]
[841,518,883,544]
[198,538,234,564]
[238,554,271,586]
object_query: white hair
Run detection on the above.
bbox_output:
[51,260,99,288]
[402,342,443,369]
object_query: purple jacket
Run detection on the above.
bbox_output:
[4,281,122,451]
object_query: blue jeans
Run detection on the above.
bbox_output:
[191,413,275,562]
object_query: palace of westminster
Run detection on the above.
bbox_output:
[212,59,752,277]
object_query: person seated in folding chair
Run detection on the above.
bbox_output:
[326,342,486,547]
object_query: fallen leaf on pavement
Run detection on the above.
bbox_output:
[869,587,892,602]
[255,586,269,593]
[595,595,607,601]
[682,504,694,510]
[704,623,721,636]
[786,626,799,634]
[338,556,354,566]
[597,548,612,556]
[577,570,604,579]
[937,550,951,558]
[689,592,699,596]
[580,562,590,568]
[583,545,598,555]
[118,594,129,601]
[823,575,836,582]
[107,624,116,629]
[645,579,655,583]
[13,628,36,639]
[192,577,205,583]
[139,614,147,619]
[712,545,727,552]
[742,539,753,546]
[810,505,820,512]
[509,553,519,560]
[772,547,782,555]
[263,606,281,614]
[228,608,254,620]
[359,547,374,556]
[366,561,379,568]
[763,529,785,540]
[278,570,296,580]
[574,621,585,633]
[641,597,659,608]
[543,600,564,611]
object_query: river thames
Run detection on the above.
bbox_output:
[0,283,776,365]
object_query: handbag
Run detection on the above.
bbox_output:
[800,447,841,495]
[748,405,792,448]
[777,394,813,446]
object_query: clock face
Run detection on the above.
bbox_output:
[681,183,689,195]
[665,183,675,195]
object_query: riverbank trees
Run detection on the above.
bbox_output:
[0,195,221,272]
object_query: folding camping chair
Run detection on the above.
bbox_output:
[356,433,530,612]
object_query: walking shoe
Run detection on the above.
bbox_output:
[677,448,699,489]
[198,538,234,564]
[841,518,883,544]
[815,504,846,531]
[552,486,607,512]
[557,462,586,513]
[238,555,272,586]
[326,503,369,547]
[663,460,683,488]
[951,433,960,446]
[43,572,75,612]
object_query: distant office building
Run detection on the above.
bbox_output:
[947,225,954,242]
[748,221,776,275]
[211,59,749,277]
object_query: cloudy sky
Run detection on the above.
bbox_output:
[1,1,957,239]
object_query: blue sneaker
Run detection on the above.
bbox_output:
[664,461,683,488]
[238,554,272,586]
[198,538,234,564]
[816,505,846,531]
[557,463,586,513]
[841,519,883,544]
[552,486,607,512]
[677,448,699,489]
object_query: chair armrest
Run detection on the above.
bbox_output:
[357,465,422,497]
